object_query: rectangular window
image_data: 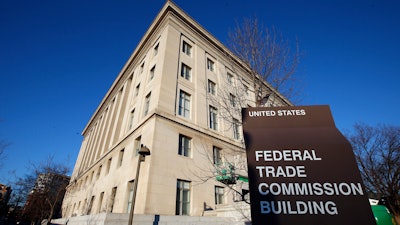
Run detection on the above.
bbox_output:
[97,165,102,179]
[98,192,104,213]
[176,180,191,215]
[150,65,156,80]
[118,149,124,167]
[178,134,191,157]
[140,62,144,73]
[178,90,191,118]
[106,158,112,174]
[215,186,224,205]
[97,192,104,213]
[233,118,240,140]
[260,93,271,106]
[83,199,87,214]
[87,195,95,214]
[230,94,236,107]
[244,84,249,96]
[91,171,95,182]
[135,83,140,97]
[209,106,218,130]
[154,43,159,56]
[72,203,76,216]
[134,136,141,156]
[182,41,192,56]
[208,80,216,95]
[127,180,134,213]
[110,187,117,213]
[257,87,262,98]
[180,63,191,80]
[77,201,81,214]
[144,92,151,116]
[207,58,215,72]
[227,73,234,85]
[128,109,135,130]
[213,146,222,165]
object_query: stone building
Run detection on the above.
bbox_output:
[59,1,290,224]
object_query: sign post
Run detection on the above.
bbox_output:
[242,105,375,225]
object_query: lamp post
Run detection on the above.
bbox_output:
[128,144,150,225]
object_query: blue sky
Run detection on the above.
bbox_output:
[1,0,399,184]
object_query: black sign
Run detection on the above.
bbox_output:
[242,105,375,225]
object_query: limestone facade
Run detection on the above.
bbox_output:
[61,0,290,221]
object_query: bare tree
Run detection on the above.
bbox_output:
[206,17,299,143]
[15,156,70,225]
[347,123,400,217]
[227,17,301,105]
[0,140,10,169]
[0,119,11,168]
[190,137,251,221]
[194,18,300,216]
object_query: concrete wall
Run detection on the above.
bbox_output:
[52,213,247,225]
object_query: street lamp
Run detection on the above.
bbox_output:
[128,144,151,225]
